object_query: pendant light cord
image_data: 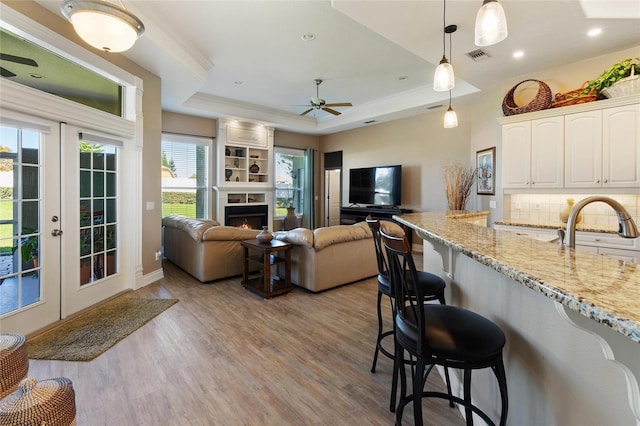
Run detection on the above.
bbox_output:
[442,0,446,57]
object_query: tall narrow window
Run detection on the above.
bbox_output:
[79,139,118,285]
[274,147,305,216]
[161,134,211,219]
[0,125,42,314]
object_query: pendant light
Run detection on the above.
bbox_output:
[443,27,457,129]
[433,0,455,92]
[474,0,508,46]
[444,91,458,128]
[61,0,145,53]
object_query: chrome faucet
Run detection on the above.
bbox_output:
[565,196,639,248]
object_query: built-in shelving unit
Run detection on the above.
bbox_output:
[214,119,275,229]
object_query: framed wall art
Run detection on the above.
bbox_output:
[476,147,495,195]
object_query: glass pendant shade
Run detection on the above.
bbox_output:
[475,0,508,46]
[61,0,145,52]
[433,56,455,92]
[444,105,458,128]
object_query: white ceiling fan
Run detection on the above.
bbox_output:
[299,79,352,116]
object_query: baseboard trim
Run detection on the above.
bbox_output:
[141,267,164,288]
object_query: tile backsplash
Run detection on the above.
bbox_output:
[508,194,640,229]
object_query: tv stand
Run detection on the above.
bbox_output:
[339,206,413,245]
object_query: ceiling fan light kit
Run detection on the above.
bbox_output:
[60,0,145,53]
[474,0,508,46]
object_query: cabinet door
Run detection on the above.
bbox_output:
[502,122,531,188]
[602,104,640,187]
[565,110,602,188]
[531,116,564,188]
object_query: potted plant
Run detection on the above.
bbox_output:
[583,57,639,98]
[14,233,39,268]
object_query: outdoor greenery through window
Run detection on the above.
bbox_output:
[275,147,305,216]
[161,134,211,219]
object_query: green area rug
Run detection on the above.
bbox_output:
[27,297,178,361]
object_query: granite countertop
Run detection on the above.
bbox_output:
[494,219,617,234]
[394,211,640,343]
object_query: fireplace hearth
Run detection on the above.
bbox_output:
[225,204,268,229]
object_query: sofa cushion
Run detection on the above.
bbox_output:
[162,215,220,242]
[203,226,260,241]
[273,228,314,248]
[313,222,372,251]
[380,220,406,237]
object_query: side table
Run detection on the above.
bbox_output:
[240,239,293,299]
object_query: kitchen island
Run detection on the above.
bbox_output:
[394,211,639,425]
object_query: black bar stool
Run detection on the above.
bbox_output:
[366,217,451,412]
[381,229,508,426]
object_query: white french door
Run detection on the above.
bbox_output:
[0,111,62,335]
[61,124,127,315]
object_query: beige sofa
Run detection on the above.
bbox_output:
[273,222,378,292]
[162,215,260,282]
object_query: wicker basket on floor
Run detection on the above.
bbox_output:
[0,377,77,426]
[0,334,28,399]
[502,79,552,116]
[551,81,598,108]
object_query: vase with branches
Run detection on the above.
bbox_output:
[443,162,477,211]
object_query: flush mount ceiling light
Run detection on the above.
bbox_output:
[474,0,508,46]
[61,0,145,52]
[433,0,456,91]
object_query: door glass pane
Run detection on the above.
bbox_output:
[79,141,118,285]
[0,125,42,315]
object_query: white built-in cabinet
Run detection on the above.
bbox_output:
[502,116,563,188]
[500,97,640,190]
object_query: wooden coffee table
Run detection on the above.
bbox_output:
[240,239,293,299]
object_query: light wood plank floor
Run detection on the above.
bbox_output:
[28,259,464,426]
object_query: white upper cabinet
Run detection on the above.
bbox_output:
[502,117,563,188]
[602,104,640,187]
[564,110,602,188]
[565,104,640,188]
[500,97,639,191]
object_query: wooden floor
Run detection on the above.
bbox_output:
[28,259,464,426]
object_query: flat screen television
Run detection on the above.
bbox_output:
[349,165,402,207]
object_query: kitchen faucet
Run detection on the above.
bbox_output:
[564,196,639,248]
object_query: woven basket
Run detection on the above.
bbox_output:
[0,377,76,426]
[502,79,552,116]
[0,334,28,399]
[601,65,640,98]
[551,81,598,108]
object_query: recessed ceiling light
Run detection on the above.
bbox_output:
[301,33,316,41]
[588,27,602,37]
[513,50,524,59]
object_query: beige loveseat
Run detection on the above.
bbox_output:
[273,222,378,292]
[162,215,260,282]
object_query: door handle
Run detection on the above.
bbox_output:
[51,229,63,237]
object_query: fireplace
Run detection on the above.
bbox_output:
[225,204,268,229]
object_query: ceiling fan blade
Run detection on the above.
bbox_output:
[0,67,16,78]
[322,107,341,116]
[324,103,352,107]
[300,108,314,116]
[0,53,38,67]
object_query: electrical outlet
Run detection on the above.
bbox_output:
[154,250,162,261]
[535,202,542,210]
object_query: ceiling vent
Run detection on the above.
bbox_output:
[364,120,377,124]
[466,49,491,62]
[427,104,443,110]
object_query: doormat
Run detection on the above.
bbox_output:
[26,296,178,361]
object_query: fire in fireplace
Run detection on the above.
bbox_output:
[225,204,268,229]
